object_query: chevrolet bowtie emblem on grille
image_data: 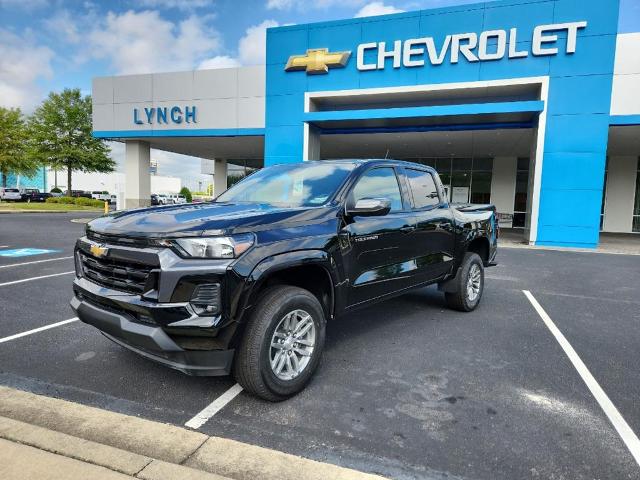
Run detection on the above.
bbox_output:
[90,244,108,258]
[285,48,351,75]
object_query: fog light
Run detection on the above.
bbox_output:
[190,283,221,316]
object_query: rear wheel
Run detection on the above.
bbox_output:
[444,252,484,312]
[233,285,326,401]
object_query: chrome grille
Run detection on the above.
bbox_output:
[79,252,152,294]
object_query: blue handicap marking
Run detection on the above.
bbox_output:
[0,248,62,258]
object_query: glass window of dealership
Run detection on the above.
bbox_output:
[81,0,640,246]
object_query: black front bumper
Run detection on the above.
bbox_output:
[71,293,234,377]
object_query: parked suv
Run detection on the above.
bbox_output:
[0,188,21,201]
[71,160,497,401]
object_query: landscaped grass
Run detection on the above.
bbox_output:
[0,201,103,212]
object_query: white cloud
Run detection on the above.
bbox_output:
[354,1,404,17]
[136,0,212,10]
[266,0,294,8]
[0,29,54,111]
[198,55,240,69]
[266,0,365,10]
[88,10,221,74]
[238,20,279,65]
[45,10,82,44]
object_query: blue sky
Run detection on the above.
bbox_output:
[1,0,637,185]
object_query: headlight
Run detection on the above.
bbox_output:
[173,233,254,259]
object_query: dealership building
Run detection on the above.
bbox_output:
[91,0,639,248]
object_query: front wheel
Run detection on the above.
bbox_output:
[444,252,484,312]
[233,285,326,401]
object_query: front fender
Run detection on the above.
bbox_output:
[232,249,338,324]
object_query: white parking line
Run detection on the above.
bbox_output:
[0,318,78,344]
[523,290,640,467]
[0,256,73,269]
[185,383,244,429]
[0,271,74,287]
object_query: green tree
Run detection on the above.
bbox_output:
[179,186,193,203]
[28,88,114,193]
[0,107,39,188]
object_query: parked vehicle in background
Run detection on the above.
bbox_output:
[0,188,22,201]
[91,191,111,201]
[72,159,498,401]
[66,190,92,199]
[170,194,187,204]
[21,189,52,202]
[110,195,117,205]
[50,190,64,197]
[155,194,170,205]
[151,194,160,206]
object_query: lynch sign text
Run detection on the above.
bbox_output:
[357,21,587,71]
[133,106,197,125]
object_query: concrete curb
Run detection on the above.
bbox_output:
[0,386,387,480]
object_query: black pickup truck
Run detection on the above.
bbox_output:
[71,160,497,401]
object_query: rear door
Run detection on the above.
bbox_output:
[339,166,417,307]
[401,167,456,282]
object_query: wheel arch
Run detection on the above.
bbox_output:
[242,250,337,323]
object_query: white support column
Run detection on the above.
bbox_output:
[490,156,518,228]
[214,159,228,196]
[125,140,151,209]
[603,156,638,232]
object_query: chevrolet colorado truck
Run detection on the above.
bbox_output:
[71,160,497,401]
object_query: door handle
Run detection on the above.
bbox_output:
[400,226,415,233]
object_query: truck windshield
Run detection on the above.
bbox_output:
[216,163,356,207]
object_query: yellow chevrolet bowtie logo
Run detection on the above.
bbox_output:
[285,48,351,75]
[90,244,108,258]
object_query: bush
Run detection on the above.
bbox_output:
[75,197,105,207]
[46,196,103,207]
[50,187,62,193]
[179,187,192,203]
[46,196,75,204]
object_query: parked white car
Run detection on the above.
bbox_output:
[169,194,187,204]
[91,191,111,201]
[156,194,170,205]
[0,188,22,201]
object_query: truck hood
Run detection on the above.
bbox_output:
[88,202,336,237]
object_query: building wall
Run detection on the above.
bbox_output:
[603,156,638,232]
[610,33,640,115]
[4,169,47,190]
[490,157,518,227]
[92,66,266,136]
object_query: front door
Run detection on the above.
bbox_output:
[339,166,416,307]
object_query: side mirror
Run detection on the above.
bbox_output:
[346,197,392,217]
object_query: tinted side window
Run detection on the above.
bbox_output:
[406,169,440,208]
[351,167,403,212]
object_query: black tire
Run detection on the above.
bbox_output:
[233,285,326,402]
[444,252,485,312]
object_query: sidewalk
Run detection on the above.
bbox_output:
[499,228,640,255]
[0,386,387,480]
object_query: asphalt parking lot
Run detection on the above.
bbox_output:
[1,213,639,480]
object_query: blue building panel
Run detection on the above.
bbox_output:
[3,169,47,191]
[265,0,621,248]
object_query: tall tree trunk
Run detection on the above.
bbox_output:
[67,166,72,194]
[1,171,6,188]
[54,169,58,189]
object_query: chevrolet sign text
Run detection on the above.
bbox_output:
[356,22,587,71]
